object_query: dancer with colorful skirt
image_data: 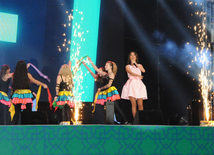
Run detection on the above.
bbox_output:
[11,61,48,125]
[82,61,107,124]
[121,51,148,119]
[53,62,74,124]
[82,61,105,92]
[0,65,13,125]
[87,57,129,124]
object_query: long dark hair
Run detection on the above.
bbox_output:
[96,67,105,83]
[127,51,139,64]
[0,65,9,80]
[12,61,30,90]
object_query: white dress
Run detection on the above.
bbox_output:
[121,65,148,100]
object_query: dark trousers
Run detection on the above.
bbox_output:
[12,103,32,125]
[0,103,11,125]
[57,104,72,123]
[92,104,105,124]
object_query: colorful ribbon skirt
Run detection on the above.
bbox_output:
[96,86,120,105]
[0,91,11,107]
[53,91,75,109]
[12,89,33,110]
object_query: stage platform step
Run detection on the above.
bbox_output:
[0,125,213,154]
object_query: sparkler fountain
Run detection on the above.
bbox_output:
[58,7,85,125]
[189,0,214,126]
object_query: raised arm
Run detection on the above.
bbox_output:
[71,76,74,88]
[67,61,74,87]
[87,57,106,76]
[68,61,71,69]
[5,73,13,80]
[5,73,13,90]
[82,61,97,79]
[54,75,61,101]
[68,75,74,89]
[125,65,143,79]
[27,73,47,89]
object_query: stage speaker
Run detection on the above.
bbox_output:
[21,111,49,125]
[188,100,203,125]
[133,110,164,125]
[105,101,114,124]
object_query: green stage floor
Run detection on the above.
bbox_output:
[0,125,213,155]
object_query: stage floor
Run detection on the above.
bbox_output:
[0,125,213,155]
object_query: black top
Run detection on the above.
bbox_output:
[95,75,104,89]
[0,78,10,93]
[103,75,114,86]
[59,75,71,91]
[95,74,114,90]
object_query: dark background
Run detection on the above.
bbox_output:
[0,0,200,124]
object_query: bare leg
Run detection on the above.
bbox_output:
[137,99,143,110]
[129,96,137,118]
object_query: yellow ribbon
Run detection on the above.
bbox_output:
[36,86,42,110]
[92,91,99,113]
[72,55,88,77]
[9,103,15,121]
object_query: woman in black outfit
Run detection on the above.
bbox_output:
[0,65,13,125]
[11,61,47,125]
[53,62,74,124]
[83,58,130,124]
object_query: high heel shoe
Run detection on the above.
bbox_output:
[124,121,132,125]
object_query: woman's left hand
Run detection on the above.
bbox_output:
[43,84,48,89]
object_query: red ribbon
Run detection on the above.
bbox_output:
[47,88,53,110]
[54,106,58,112]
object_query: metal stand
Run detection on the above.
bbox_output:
[105,101,114,124]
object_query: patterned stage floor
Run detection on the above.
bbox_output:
[0,125,213,155]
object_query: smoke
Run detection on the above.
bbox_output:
[152,30,165,42]
[190,0,203,4]
[153,31,211,77]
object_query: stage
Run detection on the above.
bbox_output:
[0,125,213,155]
[1,0,214,154]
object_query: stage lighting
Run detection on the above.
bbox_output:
[0,12,18,43]
[70,0,101,102]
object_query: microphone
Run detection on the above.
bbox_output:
[133,63,138,68]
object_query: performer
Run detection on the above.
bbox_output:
[11,61,47,125]
[0,65,13,125]
[53,61,74,124]
[121,51,147,118]
[86,57,130,124]
[82,61,105,89]
[82,61,106,124]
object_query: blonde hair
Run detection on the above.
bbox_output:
[58,64,73,85]
[107,61,117,75]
